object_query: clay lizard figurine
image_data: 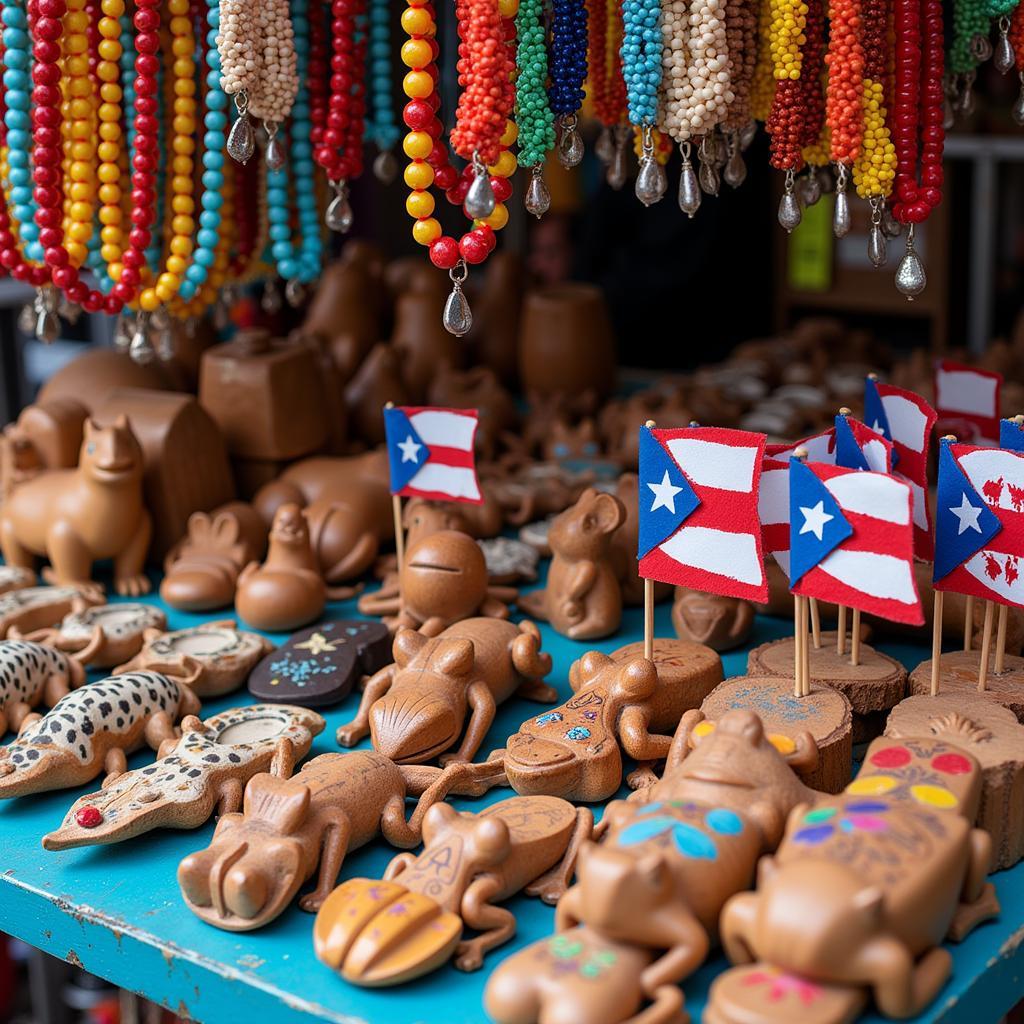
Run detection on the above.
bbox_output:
[336,618,556,764]
[314,795,593,985]
[0,584,104,639]
[0,671,201,798]
[0,639,85,735]
[42,704,325,850]
[178,751,495,931]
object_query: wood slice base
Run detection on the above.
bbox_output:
[886,694,1024,871]
[908,651,1024,722]
[700,675,853,794]
[747,633,907,743]
[706,964,867,1024]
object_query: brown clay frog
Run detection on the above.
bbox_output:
[42,704,324,850]
[671,588,755,652]
[336,618,556,764]
[0,417,152,596]
[0,639,85,735]
[518,488,625,640]
[179,751,492,931]
[313,795,593,984]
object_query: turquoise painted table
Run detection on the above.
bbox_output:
[1,580,1022,1024]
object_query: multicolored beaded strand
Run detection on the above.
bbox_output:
[549,0,587,166]
[515,0,555,216]
[621,0,665,203]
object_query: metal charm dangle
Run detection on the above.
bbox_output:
[595,125,615,165]
[325,180,354,233]
[285,279,306,307]
[557,114,584,168]
[895,224,927,300]
[882,202,902,238]
[525,165,551,218]
[464,152,496,220]
[1015,72,1024,126]
[442,260,472,337]
[697,137,720,196]
[677,142,701,218]
[956,71,976,116]
[227,92,256,164]
[635,126,667,206]
[264,122,286,171]
[970,32,993,62]
[128,311,155,365]
[832,164,851,238]
[867,197,888,268]
[373,148,398,184]
[778,168,802,232]
[798,168,822,207]
[723,133,747,189]
[607,124,630,190]
[261,278,284,314]
[17,300,36,336]
[739,119,758,151]
[995,17,1015,73]
[113,311,135,351]
[34,286,60,343]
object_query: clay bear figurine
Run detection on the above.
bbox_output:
[518,488,625,640]
[336,618,556,764]
[42,704,324,850]
[179,751,493,931]
[0,417,152,596]
[314,795,593,985]
[0,671,201,798]
[0,639,85,735]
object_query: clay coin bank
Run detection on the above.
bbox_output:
[179,751,494,931]
[0,417,152,596]
[0,584,104,639]
[0,639,85,735]
[672,588,755,652]
[115,621,272,698]
[313,795,592,984]
[248,620,391,707]
[42,704,324,850]
[0,566,35,596]
[336,618,555,764]
[0,671,201,798]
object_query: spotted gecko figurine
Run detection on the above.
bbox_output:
[42,704,325,850]
[0,639,85,735]
[0,671,200,798]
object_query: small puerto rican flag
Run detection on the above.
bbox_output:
[383,406,482,504]
[638,425,768,602]
[934,360,1002,444]
[833,413,894,474]
[1000,417,1024,453]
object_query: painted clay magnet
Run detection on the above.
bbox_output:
[42,704,324,850]
[0,639,85,735]
[248,620,391,707]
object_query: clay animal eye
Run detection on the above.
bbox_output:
[583,442,599,456]
[87,442,96,454]
[553,443,569,458]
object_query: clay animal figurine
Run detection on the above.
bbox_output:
[114,621,273,698]
[42,705,324,850]
[178,751,494,931]
[479,537,539,584]
[336,618,555,764]
[248,620,391,707]
[0,671,201,798]
[0,566,35,597]
[0,584,105,639]
[518,489,625,640]
[483,461,593,527]
[357,530,517,637]
[314,795,593,984]
[236,504,358,633]
[17,602,166,670]
[0,416,152,596]
[0,640,85,735]
[671,588,755,652]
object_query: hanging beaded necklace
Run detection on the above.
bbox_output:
[825,0,865,238]
[548,0,587,165]
[620,0,665,203]
[515,0,555,216]
[365,0,400,180]
[1011,2,1024,121]
[585,0,629,184]
[748,0,776,121]
[949,0,989,112]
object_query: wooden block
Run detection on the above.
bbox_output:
[908,651,1024,722]
[700,676,852,794]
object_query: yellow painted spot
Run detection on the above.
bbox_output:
[768,734,796,756]
[690,720,717,747]
[910,784,958,809]
[846,775,897,795]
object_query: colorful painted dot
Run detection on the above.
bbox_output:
[794,824,834,844]
[910,784,958,809]
[670,822,718,860]
[842,814,888,832]
[565,727,591,741]
[535,712,563,726]
[768,733,796,755]
[846,774,897,796]
[75,806,103,828]
[637,801,664,815]
[869,744,912,768]
[705,808,744,835]
[844,801,889,815]
[803,807,837,823]
[616,816,676,846]
[550,936,583,958]
[932,752,973,775]
[692,720,716,741]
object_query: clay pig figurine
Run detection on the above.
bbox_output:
[336,618,556,764]
[0,416,152,596]
[42,704,324,850]
[314,795,593,985]
[0,639,85,735]
[518,488,625,640]
[0,671,201,798]
[179,751,493,931]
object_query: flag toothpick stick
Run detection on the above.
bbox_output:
[642,419,657,662]
[930,591,943,696]
[794,596,806,697]
[977,600,995,691]
[801,597,811,695]
[384,402,406,594]
[994,603,1008,676]
[964,595,974,651]
[837,605,847,656]
[809,598,821,650]
[850,609,861,667]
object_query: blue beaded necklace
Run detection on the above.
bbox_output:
[619,0,661,126]
[549,0,588,166]
[365,0,399,180]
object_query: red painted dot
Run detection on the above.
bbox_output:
[75,806,102,828]
[932,752,972,775]
[869,745,912,768]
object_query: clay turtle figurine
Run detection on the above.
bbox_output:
[336,618,556,764]
[0,584,105,639]
[17,602,167,670]
[314,795,593,985]
[114,620,273,699]
[0,671,201,798]
[0,639,85,735]
[178,751,494,931]
[42,704,324,850]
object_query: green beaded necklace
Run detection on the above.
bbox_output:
[515,0,556,216]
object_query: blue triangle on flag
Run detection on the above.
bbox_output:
[789,459,853,585]
[1000,418,1024,453]
[637,426,700,559]
[834,414,870,471]
[933,441,1001,582]
[384,407,431,493]
[863,377,892,440]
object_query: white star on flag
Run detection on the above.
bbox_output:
[799,500,833,541]
[949,493,983,535]
[648,470,683,514]
[398,435,422,463]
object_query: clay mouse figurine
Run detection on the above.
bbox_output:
[236,504,358,633]
[0,416,152,596]
[518,488,625,640]
[314,795,593,984]
[178,751,493,931]
[0,639,85,735]
[336,618,556,764]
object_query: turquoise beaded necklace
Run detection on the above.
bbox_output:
[365,0,400,179]
[620,0,661,126]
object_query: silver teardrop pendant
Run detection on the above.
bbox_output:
[995,22,1015,73]
[739,119,758,150]
[1014,77,1024,125]
[557,117,584,168]
[723,148,747,188]
[778,173,802,232]
[129,314,154,365]
[833,188,851,238]
[113,312,135,350]
[325,183,354,233]
[227,112,255,164]
[525,166,551,218]
[17,301,36,335]
[607,126,629,189]
[36,310,60,343]
[678,151,701,217]
[698,157,720,196]
[635,157,666,206]
[464,158,496,219]
[265,134,286,171]
[595,126,614,164]
[443,264,472,337]
[285,279,306,308]
[373,148,398,184]
[868,224,888,267]
[895,229,927,300]
[799,169,822,207]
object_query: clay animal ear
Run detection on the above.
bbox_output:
[434,638,475,678]
[84,418,97,436]
[471,816,512,866]
[114,413,130,430]
[393,628,429,668]
[585,491,625,535]
[422,801,459,843]
[786,731,820,777]
[571,650,613,689]
[243,774,312,833]
[852,885,885,923]
[615,657,658,701]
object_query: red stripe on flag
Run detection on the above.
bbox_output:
[639,544,768,603]
[422,445,476,469]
